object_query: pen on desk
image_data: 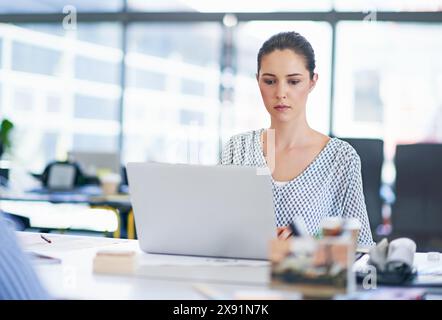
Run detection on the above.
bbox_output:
[40,234,52,244]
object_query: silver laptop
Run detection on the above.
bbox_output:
[127,162,276,260]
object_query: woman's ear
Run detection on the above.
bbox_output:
[308,73,318,93]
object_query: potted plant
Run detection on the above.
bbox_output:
[0,118,14,159]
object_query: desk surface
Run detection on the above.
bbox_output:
[16,232,442,300]
[17,232,280,300]
[1,185,131,206]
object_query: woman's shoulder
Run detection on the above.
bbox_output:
[329,137,361,164]
[225,129,264,146]
[221,129,264,165]
[331,137,357,152]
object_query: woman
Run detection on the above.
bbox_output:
[221,31,374,246]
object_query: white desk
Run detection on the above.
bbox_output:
[16,232,442,300]
[16,232,281,300]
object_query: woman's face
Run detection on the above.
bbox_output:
[257,49,317,124]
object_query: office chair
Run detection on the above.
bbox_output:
[339,138,384,241]
[40,160,85,190]
[391,143,442,251]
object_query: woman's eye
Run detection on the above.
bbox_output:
[289,80,300,85]
[264,79,275,85]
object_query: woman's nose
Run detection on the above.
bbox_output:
[276,84,287,99]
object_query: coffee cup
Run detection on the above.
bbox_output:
[320,217,344,237]
[100,173,121,196]
[344,218,361,251]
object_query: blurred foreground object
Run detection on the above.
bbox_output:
[357,237,417,285]
[270,217,357,298]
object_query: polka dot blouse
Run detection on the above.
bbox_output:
[220,128,374,246]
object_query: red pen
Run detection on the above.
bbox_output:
[40,234,52,244]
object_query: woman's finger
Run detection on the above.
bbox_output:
[278,228,293,240]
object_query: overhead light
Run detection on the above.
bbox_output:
[223,14,238,27]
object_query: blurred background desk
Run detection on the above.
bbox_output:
[1,185,133,238]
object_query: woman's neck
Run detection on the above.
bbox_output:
[269,117,314,150]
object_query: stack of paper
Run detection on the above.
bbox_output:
[93,250,137,275]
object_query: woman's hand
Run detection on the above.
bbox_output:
[277,226,293,240]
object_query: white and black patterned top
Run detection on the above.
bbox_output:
[220,129,374,246]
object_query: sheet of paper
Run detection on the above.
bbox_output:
[16,232,130,251]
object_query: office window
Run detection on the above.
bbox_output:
[123,23,221,165]
[41,132,58,165]
[127,24,219,67]
[0,1,123,13]
[47,95,62,113]
[126,68,166,91]
[12,42,62,76]
[128,0,332,12]
[334,0,442,11]
[75,56,120,85]
[334,22,442,143]
[12,23,66,36]
[223,21,332,144]
[76,23,122,48]
[73,134,117,151]
[181,78,206,96]
[74,95,119,121]
[334,22,442,183]
[179,110,205,126]
[13,87,34,112]
[0,23,122,172]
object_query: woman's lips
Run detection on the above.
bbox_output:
[274,105,290,111]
